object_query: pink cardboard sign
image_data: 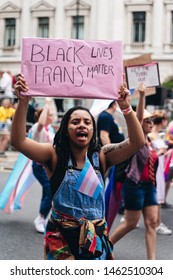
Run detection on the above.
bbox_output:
[21,37,123,100]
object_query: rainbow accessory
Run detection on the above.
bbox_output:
[73,157,102,199]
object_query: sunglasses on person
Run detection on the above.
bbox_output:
[144,118,154,124]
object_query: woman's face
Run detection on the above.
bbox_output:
[67,109,94,148]
[142,118,154,135]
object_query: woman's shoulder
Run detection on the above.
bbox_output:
[148,132,158,141]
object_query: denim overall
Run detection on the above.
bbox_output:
[45,152,112,260]
[52,152,105,220]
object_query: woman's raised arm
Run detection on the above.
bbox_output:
[101,83,145,171]
[11,74,54,164]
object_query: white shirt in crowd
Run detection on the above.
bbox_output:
[0,72,13,98]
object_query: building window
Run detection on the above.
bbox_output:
[133,12,146,42]
[5,18,16,47]
[38,17,49,38]
[72,16,84,39]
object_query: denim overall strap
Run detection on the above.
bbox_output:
[67,152,100,169]
[92,151,99,168]
[53,151,105,220]
[68,158,73,168]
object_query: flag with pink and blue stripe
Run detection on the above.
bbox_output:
[73,157,102,199]
[0,153,35,213]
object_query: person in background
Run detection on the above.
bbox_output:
[0,71,14,99]
[110,84,159,260]
[30,98,55,233]
[97,100,125,146]
[163,120,173,208]
[54,98,64,124]
[97,100,125,196]
[11,74,145,260]
[0,98,15,157]
[149,112,172,235]
[54,98,64,113]
[26,98,38,132]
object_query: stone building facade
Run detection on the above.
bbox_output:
[0,0,173,108]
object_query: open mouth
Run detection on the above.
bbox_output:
[76,131,88,139]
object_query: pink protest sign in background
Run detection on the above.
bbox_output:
[21,37,123,100]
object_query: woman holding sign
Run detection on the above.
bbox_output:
[110,84,159,260]
[11,74,144,260]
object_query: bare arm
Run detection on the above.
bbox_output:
[101,84,145,172]
[99,130,111,145]
[37,98,53,130]
[38,106,49,130]
[102,139,129,154]
[10,75,54,165]
[136,83,146,123]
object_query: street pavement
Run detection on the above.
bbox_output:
[0,150,19,171]
[0,151,173,260]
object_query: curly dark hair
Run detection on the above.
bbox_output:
[53,106,100,169]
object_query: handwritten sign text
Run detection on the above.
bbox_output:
[21,38,123,100]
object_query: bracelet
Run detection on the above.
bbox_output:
[121,106,132,115]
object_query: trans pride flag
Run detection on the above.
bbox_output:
[74,157,102,199]
[164,148,173,181]
[105,166,123,230]
[0,153,35,213]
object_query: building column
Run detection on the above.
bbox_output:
[15,17,20,52]
[21,0,31,37]
[54,0,64,38]
[111,0,124,40]
[145,10,151,48]
[96,0,109,39]
[152,0,163,53]
[164,6,171,51]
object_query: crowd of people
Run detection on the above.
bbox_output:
[0,98,16,157]
[29,98,55,233]
[0,68,173,260]
[0,70,64,157]
[110,84,162,260]
[10,74,145,260]
[0,70,18,157]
